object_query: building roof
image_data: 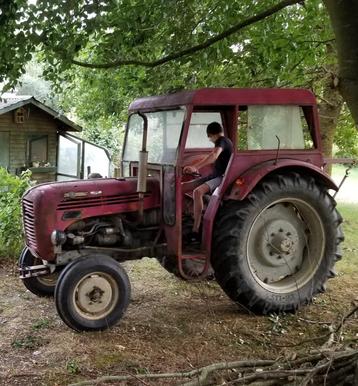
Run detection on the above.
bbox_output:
[0,94,82,132]
[129,87,317,112]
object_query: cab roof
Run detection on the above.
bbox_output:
[128,88,316,112]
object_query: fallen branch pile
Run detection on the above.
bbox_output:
[70,348,358,386]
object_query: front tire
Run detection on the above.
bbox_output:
[212,173,343,314]
[55,255,131,332]
[19,247,58,297]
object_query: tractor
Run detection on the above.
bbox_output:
[19,88,343,331]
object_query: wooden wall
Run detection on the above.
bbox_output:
[0,105,58,182]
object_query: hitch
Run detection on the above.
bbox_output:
[19,264,51,279]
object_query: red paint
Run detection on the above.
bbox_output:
[23,178,160,261]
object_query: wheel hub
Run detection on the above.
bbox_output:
[86,286,105,303]
[249,203,307,284]
[75,274,115,317]
[259,220,300,267]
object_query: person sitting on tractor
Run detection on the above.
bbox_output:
[183,121,233,241]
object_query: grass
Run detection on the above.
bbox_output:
[332,164,358,182]
[336,202,358,274]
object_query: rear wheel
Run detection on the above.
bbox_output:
[212,173,343,313]
[55,254,131,331]
[19,247,58,297]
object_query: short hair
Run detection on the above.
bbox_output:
[206,121,223,135]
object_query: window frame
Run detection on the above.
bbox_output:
[26,134,49,167]
[236,104,317,152]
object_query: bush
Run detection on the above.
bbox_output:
[0,168,32,259]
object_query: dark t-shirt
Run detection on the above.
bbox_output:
[213,136,233,176]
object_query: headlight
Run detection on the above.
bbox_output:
[51,230,67,246]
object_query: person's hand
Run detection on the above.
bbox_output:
[183,165,198,174]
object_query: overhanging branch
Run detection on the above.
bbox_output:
[71,0,304,69]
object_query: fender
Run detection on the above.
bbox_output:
[226,159,338,201]
[202,158,338,258]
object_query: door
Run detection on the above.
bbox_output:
[57,133,111,181]
[0,132,10,170]
[57,134,81,180]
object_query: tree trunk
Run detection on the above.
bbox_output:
[319,77,343,176]
[323,0,358,127]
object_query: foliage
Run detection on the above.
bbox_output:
[1,0,355,157]
[334,105,358,158]
[0,168,32,258]
[16,61,60,111]
[31,318,50,331]
[66,359,80,375]
[11,335,41,350]
[56,0,336,155]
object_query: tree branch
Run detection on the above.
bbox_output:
[68,350,358,386]
[71,0,304,69]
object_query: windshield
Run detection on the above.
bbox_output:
[123,108,185,165]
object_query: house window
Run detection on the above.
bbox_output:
[14,107,27,124]
[27,135,48,167]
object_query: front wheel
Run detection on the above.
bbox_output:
[212,173,344,314]
[19,247,59,297]
[55,255,131,332]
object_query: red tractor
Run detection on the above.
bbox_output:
[19,88,343,331]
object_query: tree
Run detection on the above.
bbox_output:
[0,0,356,160]
[323,0,358,126]
[58,0,345,163]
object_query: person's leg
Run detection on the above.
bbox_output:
[192,183,210,232]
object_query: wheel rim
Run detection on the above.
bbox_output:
[33,258,59,287]
[37,273,59,286]
[247,198,325,293]
[73,272,119,320]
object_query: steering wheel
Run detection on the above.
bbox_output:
[183,170,201,178]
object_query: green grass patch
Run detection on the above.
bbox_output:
[336,202,358,274]
[332,164,358,183]
[11,334,44,350]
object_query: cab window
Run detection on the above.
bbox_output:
[237,105,314,150]
[186,112,222,148]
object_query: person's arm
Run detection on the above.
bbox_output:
[184,147,223,174]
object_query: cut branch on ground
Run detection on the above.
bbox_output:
[68,349,358,386]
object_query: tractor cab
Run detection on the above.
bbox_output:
[121,88,328,278]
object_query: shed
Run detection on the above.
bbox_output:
[0,94,111,182]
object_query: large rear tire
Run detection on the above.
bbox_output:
[55,255,131,331]
[18,247,58,297]
[211,173,343,313]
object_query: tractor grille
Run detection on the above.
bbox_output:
[22,198,37,250]
[57,192,151,210]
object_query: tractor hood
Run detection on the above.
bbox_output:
[22,177,160,261]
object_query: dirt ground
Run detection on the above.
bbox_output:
[0,257,357,386]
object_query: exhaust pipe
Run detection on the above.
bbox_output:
[137,112,148,221]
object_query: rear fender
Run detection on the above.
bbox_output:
[226,159,338,201]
